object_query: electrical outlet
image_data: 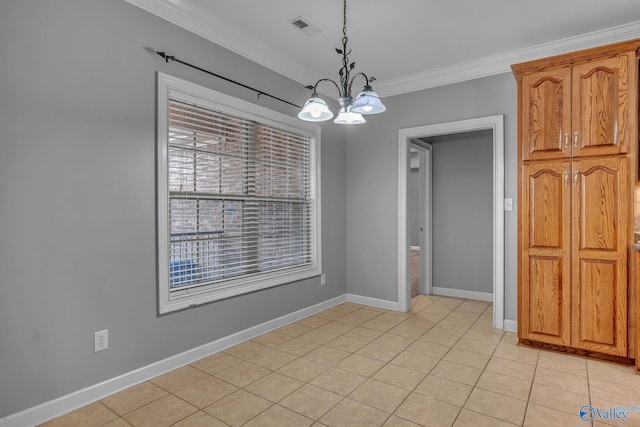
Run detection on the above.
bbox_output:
[94,329,108,353]
[321,274,326,286]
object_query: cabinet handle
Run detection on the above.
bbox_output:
[564,171,569,186]
[564,133,570,148]
[573,132,579,148]
[574,169,579,185]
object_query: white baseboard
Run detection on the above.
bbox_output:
[0,295,347,427]
[503,319,517,333]
[432,286,493,302]
[346,293,402,311]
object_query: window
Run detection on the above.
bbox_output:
[157,73,321,313]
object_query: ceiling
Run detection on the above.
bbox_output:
[128,0,640,97]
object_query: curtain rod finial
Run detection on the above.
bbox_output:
[148,49,174,62]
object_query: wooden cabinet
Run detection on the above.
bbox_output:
[521,54,630,161]
[514,40,639,360]
[521,157,629,355]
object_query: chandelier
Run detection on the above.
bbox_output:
[298,0,386,124]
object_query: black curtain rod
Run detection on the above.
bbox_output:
[155,50,302,109]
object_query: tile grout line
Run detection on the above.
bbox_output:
[521,341,541,427]
[353,298,447,426]
[230,300,420,426]
[318,296,441,426]
[259,298,440,426]
[586,358,592,427]
[373,297,494,426]
[303,295,449,426]
[449,303,508,427]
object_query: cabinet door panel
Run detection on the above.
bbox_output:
[578,163,620,252]
[578,259,617,346]
[528,256,567,340]
[572,157,628,355]
[572,54,630,157]
[529,168,564,249]
[521,68,572,161]
[521,161,571,345]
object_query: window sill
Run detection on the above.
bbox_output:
[159,266,321,314]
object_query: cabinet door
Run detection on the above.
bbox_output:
[520,161,571,345]
[521,68,572,161]
[571,157,628,356]
[571,54,630,157]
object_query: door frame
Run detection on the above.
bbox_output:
[409,140,433,295]
[397,115,505,330]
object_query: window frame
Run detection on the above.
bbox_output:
[157,72,321,314]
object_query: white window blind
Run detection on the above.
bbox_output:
[157,73,320,313]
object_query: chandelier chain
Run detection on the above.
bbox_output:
[339,0,351,96]
[343,0,348,39]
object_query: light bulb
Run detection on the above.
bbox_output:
[334,108,365,124]
[310,104,323,118]
[362,105,373,113]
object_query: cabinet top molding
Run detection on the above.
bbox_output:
[512,38,640,77]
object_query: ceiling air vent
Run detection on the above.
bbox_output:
[288,16,322,36]
[292,18,308,29]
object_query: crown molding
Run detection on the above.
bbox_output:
[125,0,640,98]
[376,20,640,97]
[124,0,322,86]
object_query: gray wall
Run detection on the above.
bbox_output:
[430,131,493,294]
[0,0,521,418]
[345,73,518,318]
[0,0,346,418]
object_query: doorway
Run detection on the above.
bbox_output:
[408,141,432,298]
[397,115,505,330]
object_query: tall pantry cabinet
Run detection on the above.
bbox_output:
[512,40,640,366]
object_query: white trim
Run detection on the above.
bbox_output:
[0,295,346,427]
[432,287,493,302]
[398,140,410,311]
[124,0,640,97]
[398,116,505,329]
[503,319,518,333]
[156,73,322,314]
[346,294,402,311]
[410,141,433,296]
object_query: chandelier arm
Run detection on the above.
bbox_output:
[313,78,344,98]
[347,72,372,96]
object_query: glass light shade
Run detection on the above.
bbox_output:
[350,88,386,114]
[298,96,333,122]
[333,107,366,124]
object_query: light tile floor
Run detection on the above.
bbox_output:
[41,295,640,427]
